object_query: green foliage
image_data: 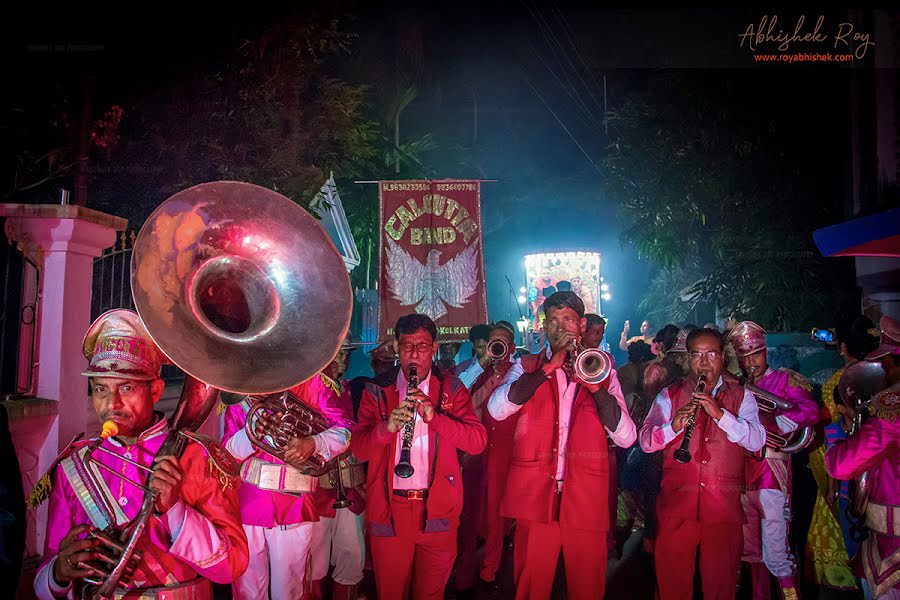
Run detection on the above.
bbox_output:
[604,71,853,331]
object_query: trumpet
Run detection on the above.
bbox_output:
[674,375,707,464]
[394,365,419,479]
[569,340,611,384]
[488,338,509,360]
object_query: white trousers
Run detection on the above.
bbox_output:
[309,508,366,585]
[232,522,314,600]
[741,489,796,578]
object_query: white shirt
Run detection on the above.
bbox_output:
[457,356,485,389]
[393,368,431,490]
[487,349,637,484]
[639,376,765,453]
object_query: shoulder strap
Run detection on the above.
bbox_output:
[59,446,128,529]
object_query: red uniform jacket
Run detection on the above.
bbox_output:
[501,353,613,532]
[657,376,748,524]
[351,369,487,535]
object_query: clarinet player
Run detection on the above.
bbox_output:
[639,328,765,600]
[351,314,486,600]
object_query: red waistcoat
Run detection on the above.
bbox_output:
[657,376,748,524]
[501,353,612,532]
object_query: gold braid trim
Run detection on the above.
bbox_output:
[869,389,900,422]
[28,472,52,509]
[209,458,235,492]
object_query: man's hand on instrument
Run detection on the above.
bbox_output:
[417,399,436,423]
[544,330,577,374]
[150,455,185,513]
[284,436,317,468]
[85,529,141,585]
[387,403,415,433]
[256,411,284,434]
[672,402,697,433]
[54,525,103,584]
[693,391,724,420]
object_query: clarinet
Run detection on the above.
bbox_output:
[394,364,418,478]
[673,374,707,464]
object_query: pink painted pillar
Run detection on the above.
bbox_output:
[1,205,127,447]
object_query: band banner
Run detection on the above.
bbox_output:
[378,180,487,341]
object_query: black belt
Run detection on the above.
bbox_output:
[393,489,428,500]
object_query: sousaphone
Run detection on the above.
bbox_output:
[84,181,351,598]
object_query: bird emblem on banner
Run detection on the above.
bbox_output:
[385,237,479,320]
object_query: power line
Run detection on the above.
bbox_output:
[521,73,603,176]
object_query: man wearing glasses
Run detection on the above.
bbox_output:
[640,328,765,600]
[351,314,487,600]
[727,321,818,600]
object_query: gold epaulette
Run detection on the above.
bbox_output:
[868,388,900,422]
[179,431,240,491]
[780,368,813,392]
[319,373,342,396]
[28,434,89,509]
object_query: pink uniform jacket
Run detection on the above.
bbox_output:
[826,385,900,596]
[746,368,818,492]
[34,418,248,600]
[222,375,352,527]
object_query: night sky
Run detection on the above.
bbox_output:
[1,5,864,359]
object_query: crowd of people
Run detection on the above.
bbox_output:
[10,290,900,599]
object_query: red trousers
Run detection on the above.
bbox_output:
[481,463,512,582]
[455,454,485,590]
[514,519,608,600]
[369,496,457,600]
[654,516,743,600]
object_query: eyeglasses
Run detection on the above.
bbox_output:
[689,351,722,361]
[91,381,151,400]
[399,342,433,355]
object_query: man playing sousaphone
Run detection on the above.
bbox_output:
[222,365,352,599]
[827,315,900,599]
[727,321,819,600]
[33,309,248,600]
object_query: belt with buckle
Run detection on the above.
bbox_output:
[112,577,212,599]
[393,489,428,500]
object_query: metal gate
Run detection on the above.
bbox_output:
[0,221,40,398]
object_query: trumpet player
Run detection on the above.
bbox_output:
[456,321,520,594]
[454,323,493,389]
[351,314,487,600]
[222,368,352,599]
[640,327,764,600]
[487,291,635,600]
[826,315,900,600]
[726,321,818,600]
[33,310,248,600]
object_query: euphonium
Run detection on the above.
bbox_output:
[570,340,611,384]
[80,181,353,598]
[743,380,815,454]
[394,365,419,479]
[837,362,888,519]
[673,375,707,464]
